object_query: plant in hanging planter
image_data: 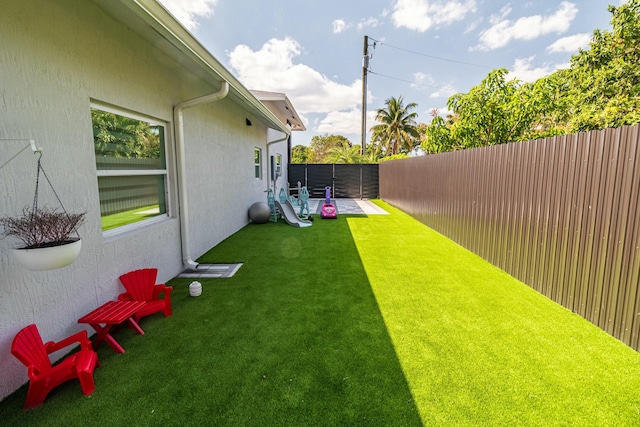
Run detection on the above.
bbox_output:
[0,206,86,248]
[0,206,86,271]
[0,143,85,270]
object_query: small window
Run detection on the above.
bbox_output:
[276,154,282,176]
[254,148,262,179]
[91,106,168,232]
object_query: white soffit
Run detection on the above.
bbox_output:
[251,90,306,132]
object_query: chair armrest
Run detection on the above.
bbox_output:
[45,330,91,354]
[27,366,39,381]
[152,284,173,299]
[118,292,133,301]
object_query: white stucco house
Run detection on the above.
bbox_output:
[0,0,304,401]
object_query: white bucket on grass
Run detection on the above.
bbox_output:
[189,281,202,297]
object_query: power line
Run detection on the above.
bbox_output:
[368,70,450,90]
[369,37,494,70]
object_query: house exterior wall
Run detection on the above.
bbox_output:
[0,0,276,400]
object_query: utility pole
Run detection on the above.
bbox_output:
[361,35,368,156]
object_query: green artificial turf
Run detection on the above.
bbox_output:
[348,202,640,425]
[2,200,640,426]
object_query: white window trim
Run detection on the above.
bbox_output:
[275,153,282,177]
[91,102,173,236]
[254,147,262,180]
[102,214,170,242]
[96,169,167,177]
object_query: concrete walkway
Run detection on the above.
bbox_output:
[307,198,388,215]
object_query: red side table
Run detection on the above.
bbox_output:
[78,300,145,353]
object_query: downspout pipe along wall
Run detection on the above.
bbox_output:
[174,81,229,270]
[266,133,289,193]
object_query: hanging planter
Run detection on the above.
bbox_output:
[12,237,82,271]
[0,150,86,271]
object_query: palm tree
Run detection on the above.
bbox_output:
[325,140,362,164]
[370,96,420,156]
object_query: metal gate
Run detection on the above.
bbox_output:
[288,164,379,199]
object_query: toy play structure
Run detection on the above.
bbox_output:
[278,184,310,218]
[275,198,312,227]
[267,188,278,222]
[321,186,337,219]
[267,186,312,228]
[298,186,310,217]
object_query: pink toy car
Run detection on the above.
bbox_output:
[321,203,337,219]
[321,186,337,219]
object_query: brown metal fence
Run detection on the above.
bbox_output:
[380,125,640,351]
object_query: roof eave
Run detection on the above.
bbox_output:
[90,0,291,135]
[251,91,306,132]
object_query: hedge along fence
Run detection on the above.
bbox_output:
[380,125,640,351]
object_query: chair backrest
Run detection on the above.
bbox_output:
[11,324,52,376]
[119,268,158,302]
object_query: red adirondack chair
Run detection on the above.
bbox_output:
[118,268,173,323]
[11,324,99,409]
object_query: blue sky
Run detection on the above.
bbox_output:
[158,0,621,147]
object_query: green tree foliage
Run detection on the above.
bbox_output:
[423,115,457,154]
[370,96,420,157]
[325,139,363,164]
[521,71,572,139]
[378,153,410,162]
[423,0,640,153]
[308,134,352,163]
[292,136,381,164]
[448,68,542,148]
[563,0,640,131]
[92,109,160,158]
[291,144,311,164]
[361,145,385,164]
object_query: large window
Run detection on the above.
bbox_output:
[254,148,262,179]
[91,106,169,232]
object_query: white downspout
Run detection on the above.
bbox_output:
[174,81,229,270]
[266,133,289,193]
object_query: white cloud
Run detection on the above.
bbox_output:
[333,17,380,33]
[430,83,457,99]
[357,17,381,31]
[408,73,456,98]
[464,17,483,34]
[507,56,554,82]
[228,37,362,115]
[475,1,578,51]
[490,5,512,25]
[411,72,432,90]
[333,19,347,34]
[157,0,217,31]
[546,33,591,53]
[316,108,377,135]
[391,0,477,32]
